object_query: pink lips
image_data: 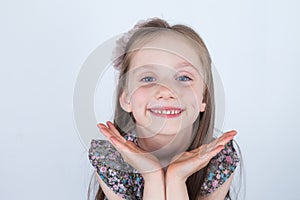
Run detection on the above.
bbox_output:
[148,106,183,118]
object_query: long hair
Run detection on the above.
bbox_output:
[89,18,232,200]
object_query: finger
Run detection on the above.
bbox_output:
[218,130,236,140]
[97,122,126,144]
[211,130,237,147]
[97,123,114,138]
[106,136,131,154]
[110,137,145,155]
[100,123,140,152]
[106,121,127,143]
[222,130,237,139]
[97,124,128,149]
[216,132,236,146]
[199,144,224,161]
[97,123,106,130]
[207,145,225,159]
[186,145,225,172]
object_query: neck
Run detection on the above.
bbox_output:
[135,125,194,167]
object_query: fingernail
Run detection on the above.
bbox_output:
[97,123,105,129]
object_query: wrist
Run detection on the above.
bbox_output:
[142,169,164,182]
[142,169,165,200]
[166,169,187,183]
[166,173,189,200]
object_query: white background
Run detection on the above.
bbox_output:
[1,0,299,199]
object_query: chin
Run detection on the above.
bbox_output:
[147,127,187,137]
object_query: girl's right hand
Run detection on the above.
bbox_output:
[97,121,163,177]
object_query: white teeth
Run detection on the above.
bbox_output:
[151,109,181,115]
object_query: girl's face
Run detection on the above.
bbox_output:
[119,34,206,138]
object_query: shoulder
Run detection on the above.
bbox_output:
[88,138,144,200]
[88,138,137,172]
[200,139,240,195]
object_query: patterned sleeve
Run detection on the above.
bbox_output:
[200,140,239,195]
[88,139,144,200]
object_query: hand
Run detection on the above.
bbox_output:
[97,121,163,177]
[166,130,237,182]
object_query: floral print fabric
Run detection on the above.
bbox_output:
[88,132,239,199]
[200,139,239,195]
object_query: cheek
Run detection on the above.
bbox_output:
[130,87,150,109]
[129,87,153,126]
[182,89,203,110]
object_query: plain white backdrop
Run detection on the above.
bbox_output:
[0,0,299,199]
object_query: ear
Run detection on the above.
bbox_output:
[200,101,206,112]
[119,91,132,112]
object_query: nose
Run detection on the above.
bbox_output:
[155,84,176,100]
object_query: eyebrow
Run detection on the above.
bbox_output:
[176,61,194,67]
[131,65,156,74]
[132,62,199,74]
[175,61,199,72]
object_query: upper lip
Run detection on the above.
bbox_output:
[148,106,183,111]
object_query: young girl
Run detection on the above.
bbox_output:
[88,18,240,200]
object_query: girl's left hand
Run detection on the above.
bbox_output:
[166,130,237,182]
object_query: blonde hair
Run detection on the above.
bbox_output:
[110,18,218,200]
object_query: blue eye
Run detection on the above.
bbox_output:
[141,76,156,82]
[177,75,192,81]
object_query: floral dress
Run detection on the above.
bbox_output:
[88,131,239,200]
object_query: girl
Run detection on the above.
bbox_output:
[88,18,240,200]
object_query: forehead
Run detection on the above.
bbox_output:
[128,33,202,72]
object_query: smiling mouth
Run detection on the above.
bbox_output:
[148,107,183,118]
